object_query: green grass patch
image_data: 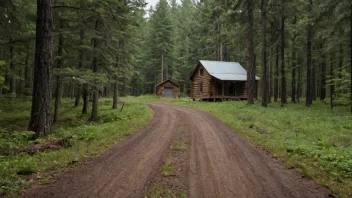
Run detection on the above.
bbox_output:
[148,184,185,198]
[148,184,174,198]
[123,95,352,198]
[0,97,153,196]
[161,163,174,177]
[173,141,187,151]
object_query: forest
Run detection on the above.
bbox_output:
[0,0,351,197]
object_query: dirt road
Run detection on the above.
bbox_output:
[24,103,330,198]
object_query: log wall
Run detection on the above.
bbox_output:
[156,81,179,98]
[191,65,212,99]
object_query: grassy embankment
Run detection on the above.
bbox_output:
[123,95,352,198]
[0,97,153,196]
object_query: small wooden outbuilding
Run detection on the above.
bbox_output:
[190,60,259,100]
[156,79,179,98]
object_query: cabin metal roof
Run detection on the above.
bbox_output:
[199,60,260,81]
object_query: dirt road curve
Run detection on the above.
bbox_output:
[24,103,330,198]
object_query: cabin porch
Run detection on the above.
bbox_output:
[208,78,247,100]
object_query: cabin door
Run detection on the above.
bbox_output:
[164,88,174,97]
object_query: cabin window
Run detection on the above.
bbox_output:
[199,68,204,76]
[198,81,203,94]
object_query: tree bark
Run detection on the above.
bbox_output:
[28,0,53,137]
[9,37,15,95]
[280,0,287,106]
[306,0,313,106]
[82,84,88,114]
[74,28,85,108]
[291,17,297,103]
[24,45,31,92]
[269,23,273,103]
[296,57,302,103]
[274,45,279,102]
[113,39,122,109]
[320,44,326,101]
[312,49,316,100]
[54,20,64,123]
[247,0,256,105]
[261,0,268,107]
[330,56,334,109]
[89,20,99,121]
[350,16,352,112]
[161,48,164,82]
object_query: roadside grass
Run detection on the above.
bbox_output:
[123,95,352,198]
[0,97,153,196]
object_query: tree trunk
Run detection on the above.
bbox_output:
[296,57,302,103]
[269,23,273,103]
[291,17,297,103]
[274,44,279,102]
[89,20,99,121]
[350,16,352,112]
[247,0,255,105]
[28,0,53,137]
[24,45,31,92]
[113,38,124,109]
[320,44,326,101]
[82,85,88,114]
[312,50,316,100]
[330,56,334,109]
[74,29,85,108]
[161,49,164,82]
[306,0,313,106]
[9,37,15,95]
[280,0,287,106]
[261,0,268,107]
[54,20,64,123]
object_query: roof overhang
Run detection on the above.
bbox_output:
[156,79,179,88]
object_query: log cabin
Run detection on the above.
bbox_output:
[156,79,179,98]
[190,60,259,101]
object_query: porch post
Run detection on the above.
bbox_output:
[222,81,224,97]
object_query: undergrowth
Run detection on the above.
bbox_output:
[0,97,153,196]
[123,95,352,198]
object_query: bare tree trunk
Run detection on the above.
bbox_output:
[89,20,99,121]
[247,0,255,105]
[74,28,85,108]
[291,17,297,103]
[280,0,287,106]
[330,56,334,109]
[297,57,302,103]
[274,45,279,102]
[82,84,88,114]
[312,50,316,100]
[54,20,64,123]
[350,16,352,112]
[320,44,326,101]
[261,0,268,107]
[28,0,53,137]
[269,23,273,103]
[24,45,31,92]
[113,38,122,109]
[161,49,164,82]
[306,0,313,106]
[9,37,15,95]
